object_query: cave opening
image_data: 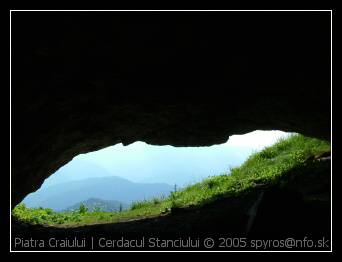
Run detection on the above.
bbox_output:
[10,10,332,251]
[20,130,291,213]
[12,129,331,240]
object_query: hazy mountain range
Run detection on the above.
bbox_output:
[23,175,173,211]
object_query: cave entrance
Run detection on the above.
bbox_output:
[20,130,290,213]
[13,129,331,239]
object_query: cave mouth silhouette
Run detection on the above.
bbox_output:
[10,10,331,251]
[20,130,291,212]
[11,10,331,209]
[12,130,330,245]
[12,140,331,251]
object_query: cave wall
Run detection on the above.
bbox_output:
[11,11,331,207]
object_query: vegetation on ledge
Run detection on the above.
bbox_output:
[12,134,330,227]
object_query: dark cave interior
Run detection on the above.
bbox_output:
[11,11,331,250]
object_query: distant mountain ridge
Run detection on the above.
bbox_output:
[63,198,129,212]
[23,176,173,211]
[42,159,116,187]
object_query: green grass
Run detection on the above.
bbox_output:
[12,134,330,227]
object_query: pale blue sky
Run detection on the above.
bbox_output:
[43,130,291,187]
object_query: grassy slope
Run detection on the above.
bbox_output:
[12,134,330,227]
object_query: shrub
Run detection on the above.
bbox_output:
[78,203,88,214]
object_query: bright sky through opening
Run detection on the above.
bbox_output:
[42,130,292,188]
